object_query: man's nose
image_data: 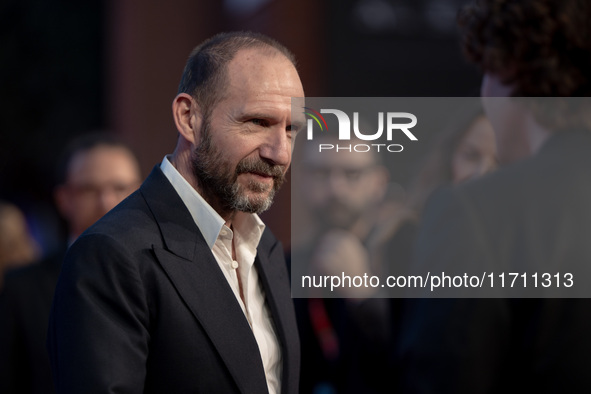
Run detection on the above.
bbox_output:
[327,171,350,198]
[259,127,291,167]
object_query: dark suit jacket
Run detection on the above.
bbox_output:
[398,130,591,393]
[47,166,299,394]
[0,250,63,394]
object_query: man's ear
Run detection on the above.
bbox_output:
[172,93,202,145]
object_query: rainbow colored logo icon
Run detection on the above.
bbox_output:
[303,107,329,132]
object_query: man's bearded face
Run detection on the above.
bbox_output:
[191,121,286,215]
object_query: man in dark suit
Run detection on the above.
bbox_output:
[398,0,591,393]
[47,32,305,393]
[0,134,142,394]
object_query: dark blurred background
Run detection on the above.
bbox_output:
[0,0,481,253]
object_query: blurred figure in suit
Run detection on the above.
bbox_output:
[0,134,141,394]
[399,0,591,392]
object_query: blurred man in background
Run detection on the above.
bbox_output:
[292,133,396,394]
[53,135,142,245]
[0,134,141,394]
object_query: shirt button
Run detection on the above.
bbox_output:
[231,261,239,269]
[220,229,227,236]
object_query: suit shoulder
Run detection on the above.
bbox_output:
[59,231,152,294]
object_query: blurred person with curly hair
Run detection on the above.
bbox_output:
[397,1,591,393]
[459,0,591,162]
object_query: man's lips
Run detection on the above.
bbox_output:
[243,171,274,181]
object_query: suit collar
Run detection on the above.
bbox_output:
[151,245,269,393]
[255,233,300,394]
[139,165,201,261]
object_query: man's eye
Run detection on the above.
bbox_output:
[250,118,267,126]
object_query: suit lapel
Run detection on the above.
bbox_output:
[140,166,269,393]
[255,234,300,394]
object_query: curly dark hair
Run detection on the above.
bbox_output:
[458,0,591,97]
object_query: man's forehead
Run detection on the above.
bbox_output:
[230,46,291,67]
[226,47,299,86]
[211,48,302,120]
[68,146,137,177]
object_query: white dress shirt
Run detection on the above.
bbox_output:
[160,156,282,394]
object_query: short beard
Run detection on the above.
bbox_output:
[191,121,286,215]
